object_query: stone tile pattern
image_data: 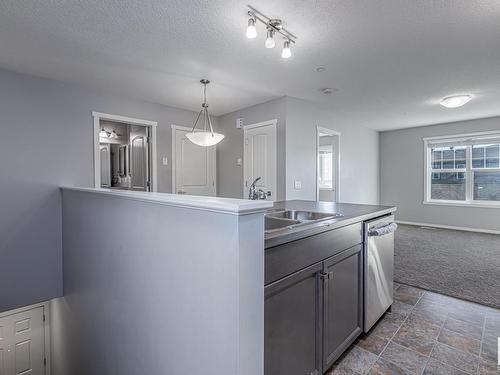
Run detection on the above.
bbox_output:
[327,283,500,375]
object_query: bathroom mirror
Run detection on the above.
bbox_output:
[316,127,340,202]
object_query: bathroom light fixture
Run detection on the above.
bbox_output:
[99,129,109,138]
[440,95,472,108]
[186,79,224,147]
[246,5,297,58]
[110,130,118,139]
[246,17,257,38]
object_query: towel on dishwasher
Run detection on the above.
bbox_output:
[368,222,398,236]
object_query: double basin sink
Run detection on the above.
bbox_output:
[265,209,344,233]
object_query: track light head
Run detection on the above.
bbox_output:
[246,17,257,39]
[265,28,275,48]
[281,40,291,59]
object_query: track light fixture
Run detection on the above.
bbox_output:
[246,5,297,59]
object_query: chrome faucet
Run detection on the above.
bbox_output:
[248,177,267,200]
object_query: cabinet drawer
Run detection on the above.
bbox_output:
[265,223,362,285]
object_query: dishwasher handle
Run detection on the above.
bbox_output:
[368,222,398,237]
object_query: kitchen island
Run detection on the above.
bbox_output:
[263,201,396,375]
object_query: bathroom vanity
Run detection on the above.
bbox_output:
[264,201,396,375]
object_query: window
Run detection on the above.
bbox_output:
[424,132,500,206]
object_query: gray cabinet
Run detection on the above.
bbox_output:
[265,262,323,375]
[264,241,364,375]
[322,245,363,371]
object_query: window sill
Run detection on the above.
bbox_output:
[423,200,500,209]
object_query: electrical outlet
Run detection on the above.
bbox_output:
[294,180,302,189]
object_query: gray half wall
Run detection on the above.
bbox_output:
[380,116,500,232]
[53,189,264,375]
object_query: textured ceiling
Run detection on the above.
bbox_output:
[1,0,500,130]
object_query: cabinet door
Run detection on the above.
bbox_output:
[265,262,323,375]
[322,245,363,371]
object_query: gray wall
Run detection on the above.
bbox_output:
[285,97,380,204]
[54,189,264,375]
[0,69,204,312]
[217,97,287,200]
[217,97,380,204]
[380,116,500,232]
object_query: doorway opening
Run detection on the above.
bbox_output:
[316,126,340,202]
[93,112,157,192]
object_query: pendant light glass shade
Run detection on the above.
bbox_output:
[187,79,224,147]
[186,131,225,147]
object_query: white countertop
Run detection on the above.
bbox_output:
[61,187,273,215]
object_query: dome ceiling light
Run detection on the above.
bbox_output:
[246,5,297,59]
[185,79,224,147]
[440,94,472,108]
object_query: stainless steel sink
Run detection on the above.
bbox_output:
[265,216,301,232]
[265,209,343,233]
[267,210,342,221]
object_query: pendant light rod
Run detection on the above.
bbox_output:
[189,79,215,136]
[247,5,297,43]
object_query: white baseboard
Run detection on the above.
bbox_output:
[396,220,500,235]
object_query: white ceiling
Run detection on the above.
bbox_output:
[1,0,500,131]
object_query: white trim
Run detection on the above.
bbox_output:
[62,187,272,215]
[316,126,341,202]
[243,119,278,200]
[93,112,158,192]
[422,200,500,209]
[170,124,217,196]
[92,112,158,127]
[396,220,500,235]
[0,301,51,375]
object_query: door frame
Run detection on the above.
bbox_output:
[243,119,278,199]
[171,124,217,195]
[316,126,340,202]
[92,112,158,192]
[0,301,51,375]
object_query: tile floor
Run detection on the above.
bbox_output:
[327,283,500,374]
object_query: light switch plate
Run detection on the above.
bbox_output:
[294,180,302,189]
[162,157,168,166]
[236,157,242,166]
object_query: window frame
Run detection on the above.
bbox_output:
[423,131,500,208]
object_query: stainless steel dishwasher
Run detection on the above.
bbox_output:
[363,215,397,332]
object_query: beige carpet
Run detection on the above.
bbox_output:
[394,224,500,309]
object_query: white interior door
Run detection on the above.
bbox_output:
[0,307,45,375]
[172,126,216,196]
[243,120,277,200]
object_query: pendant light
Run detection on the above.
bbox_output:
[186,79,224,147]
